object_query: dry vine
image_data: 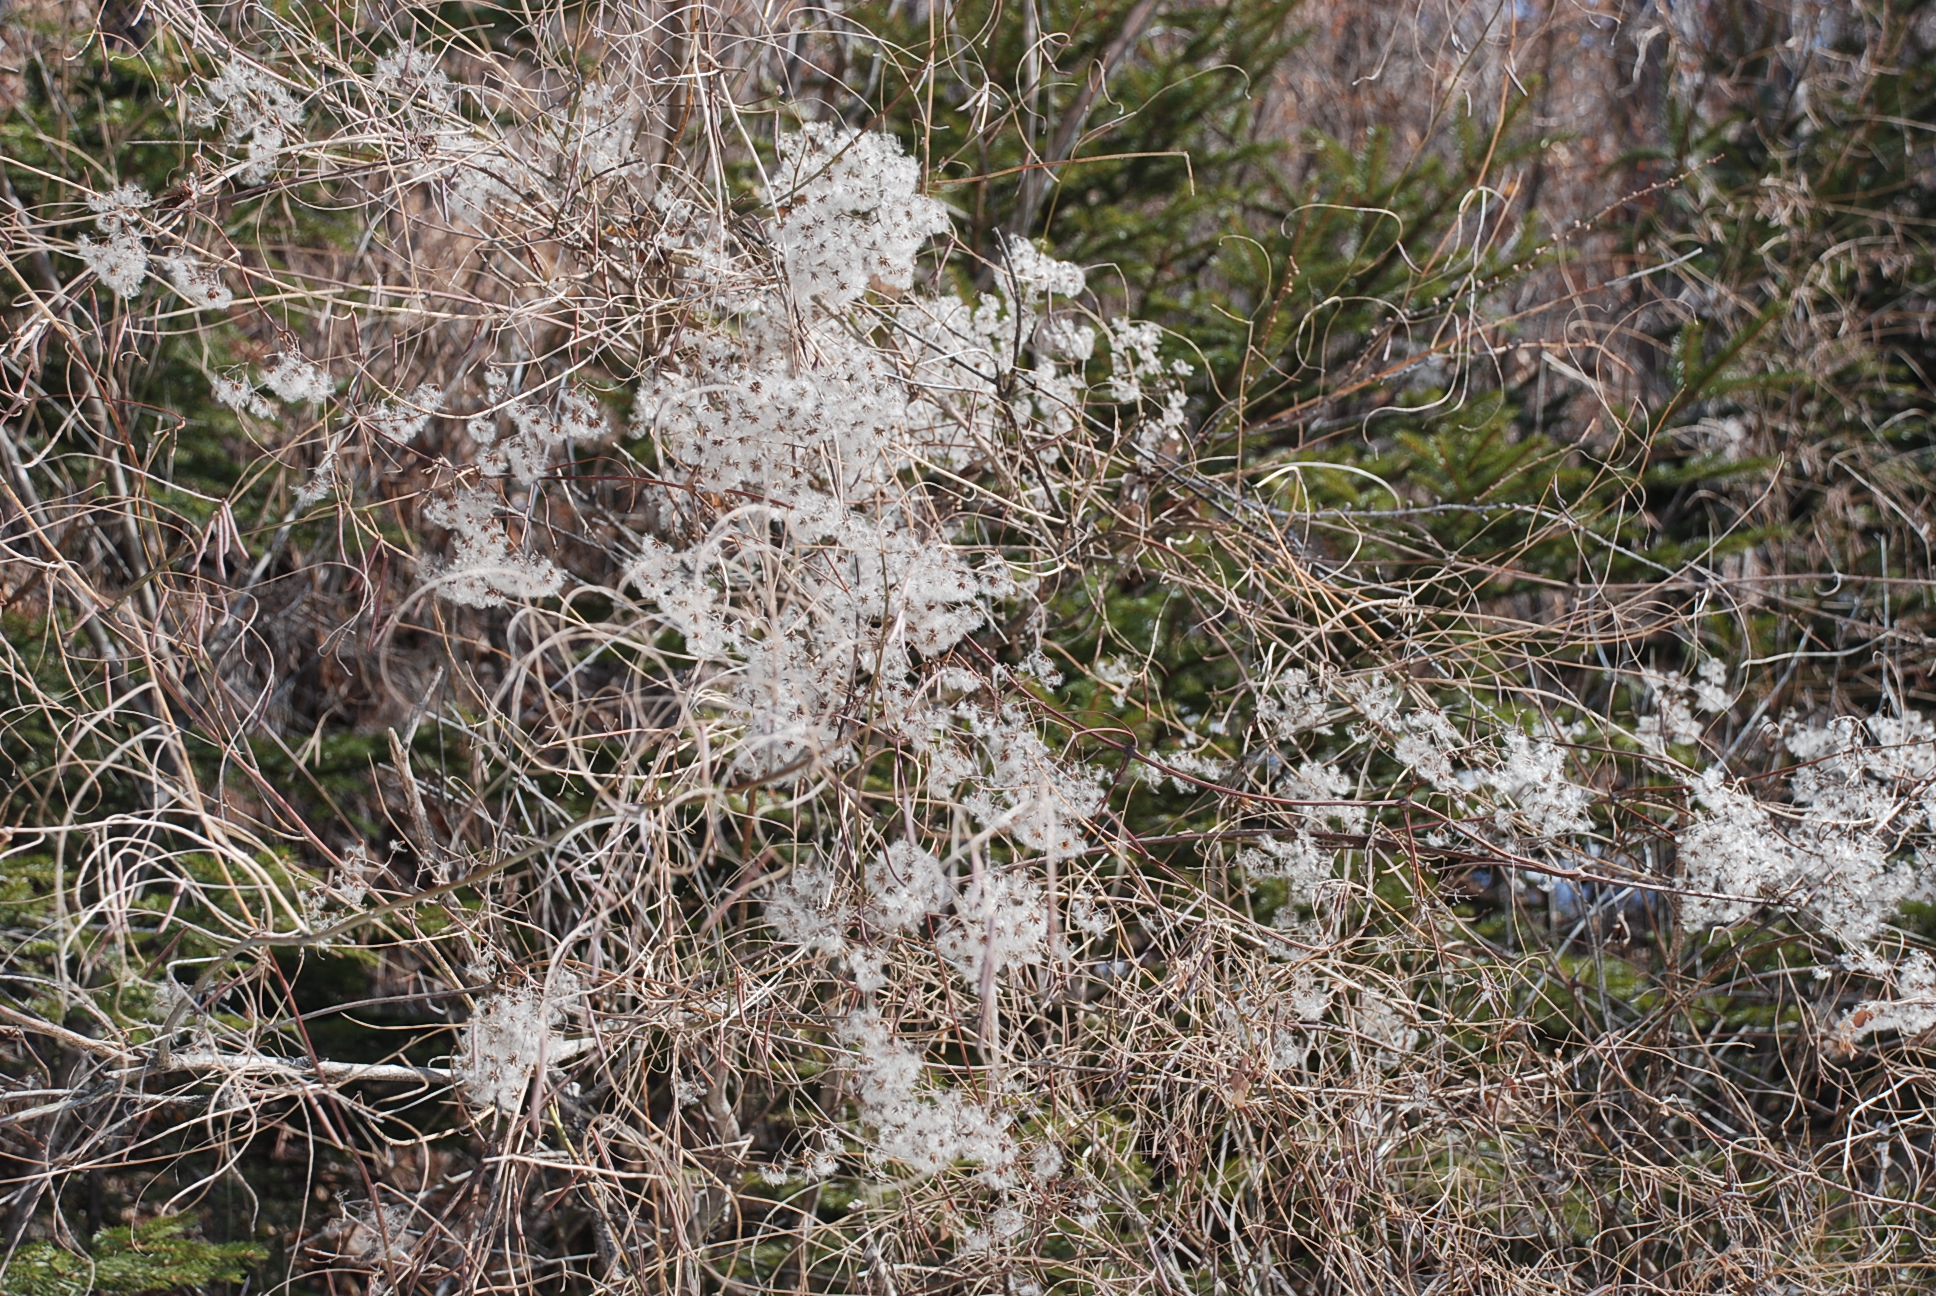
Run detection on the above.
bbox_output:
[3,2,1936,1295]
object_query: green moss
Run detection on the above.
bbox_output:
[1,1217,263,1296]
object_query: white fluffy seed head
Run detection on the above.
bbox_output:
[456,988,562,1114]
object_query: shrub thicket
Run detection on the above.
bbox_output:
[5,2,1936,1295]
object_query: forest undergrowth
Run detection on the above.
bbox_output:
[4,1,1936,1293]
